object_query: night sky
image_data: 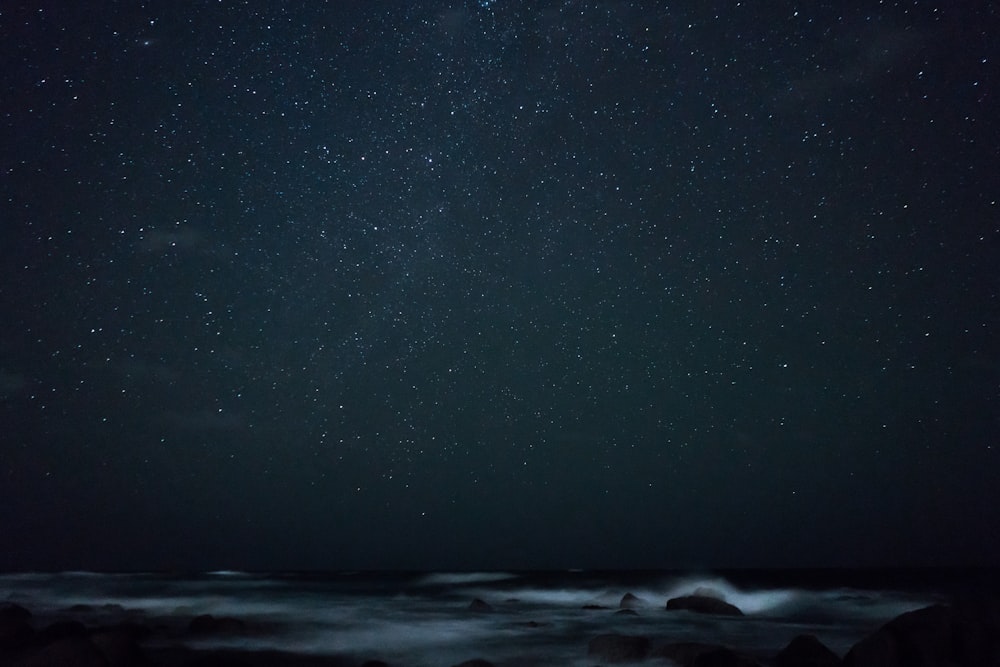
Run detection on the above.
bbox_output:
[1,1,998,572]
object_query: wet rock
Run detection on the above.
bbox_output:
[587,633,651,663]
[582,604,607,610]
[614,609,639,616]
[452,660,495,667]
[90,629,148,667]
[774,634,839,667]
[0,602,34,649]
[36,619,88,644]
[619,592,644,609]
[842,601,1000,667]
[692,647,761,667]
[0,603,31,622]
[666,595,743,616]
[467,598,494,613]
[654,642,739,667]
[15,636,108,667]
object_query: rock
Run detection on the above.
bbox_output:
[842,602,1000,667]
[0,603,31,622]
[36,620,88,644]
[620,592,644,609]
[692,647,760,667]
[452,660,495,667]
[90,629,148,667]
[0,603,34,649]
[666,595,743,616]
[361,661,390,667]
[587,633,651,663]
[582,604,607,610]
[467,598,494,613]
[655,642,734,667]
[615,609,639,616]
[189,614,247,635]
[774,634,839,667]
[15,636,109,667]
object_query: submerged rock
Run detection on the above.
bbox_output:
[666,595,744,616]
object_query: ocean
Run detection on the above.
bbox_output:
[1,569,994,666]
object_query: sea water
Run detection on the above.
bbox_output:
[0,569,985,666]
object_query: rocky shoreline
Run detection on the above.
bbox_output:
[2,591,998,666]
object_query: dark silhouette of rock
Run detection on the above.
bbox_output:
[666,595,744,616]
[0,603,31,622]
[655,642,720,666]
[36,619,88,644]
[842,601,1000,667]
[452,660,495,667]
[360,661,390,667]
[692,647,761,667]
[582,604,607,610]
[467,598,493,612]
[619,592,644,609]
[90,629,148,667]
[615,608,639,616]
[587,633,651,663]
[16,636,108,667]
[655,642,760,667]
[0,602,34,649]
[774,634,839,667]
[189,614,247,635]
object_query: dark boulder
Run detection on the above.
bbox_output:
[774,634,839,667]
[90,628,148,667]
[0,603,34,649]
[15,636,109,667]
[36,619,88,644]
[587,633,651,663]
[692,647,760,667]
[843,602,1000,667]
[615,609,639,616]
[666,595,743,616]
[452,660,495,667]
[655,643,739,667]
[620,593,644,609]
[467,598,494,613]
[0,603,31,622]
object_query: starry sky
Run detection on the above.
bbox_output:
[1,1,998,572]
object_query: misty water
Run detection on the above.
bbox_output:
[0,569,975,665]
